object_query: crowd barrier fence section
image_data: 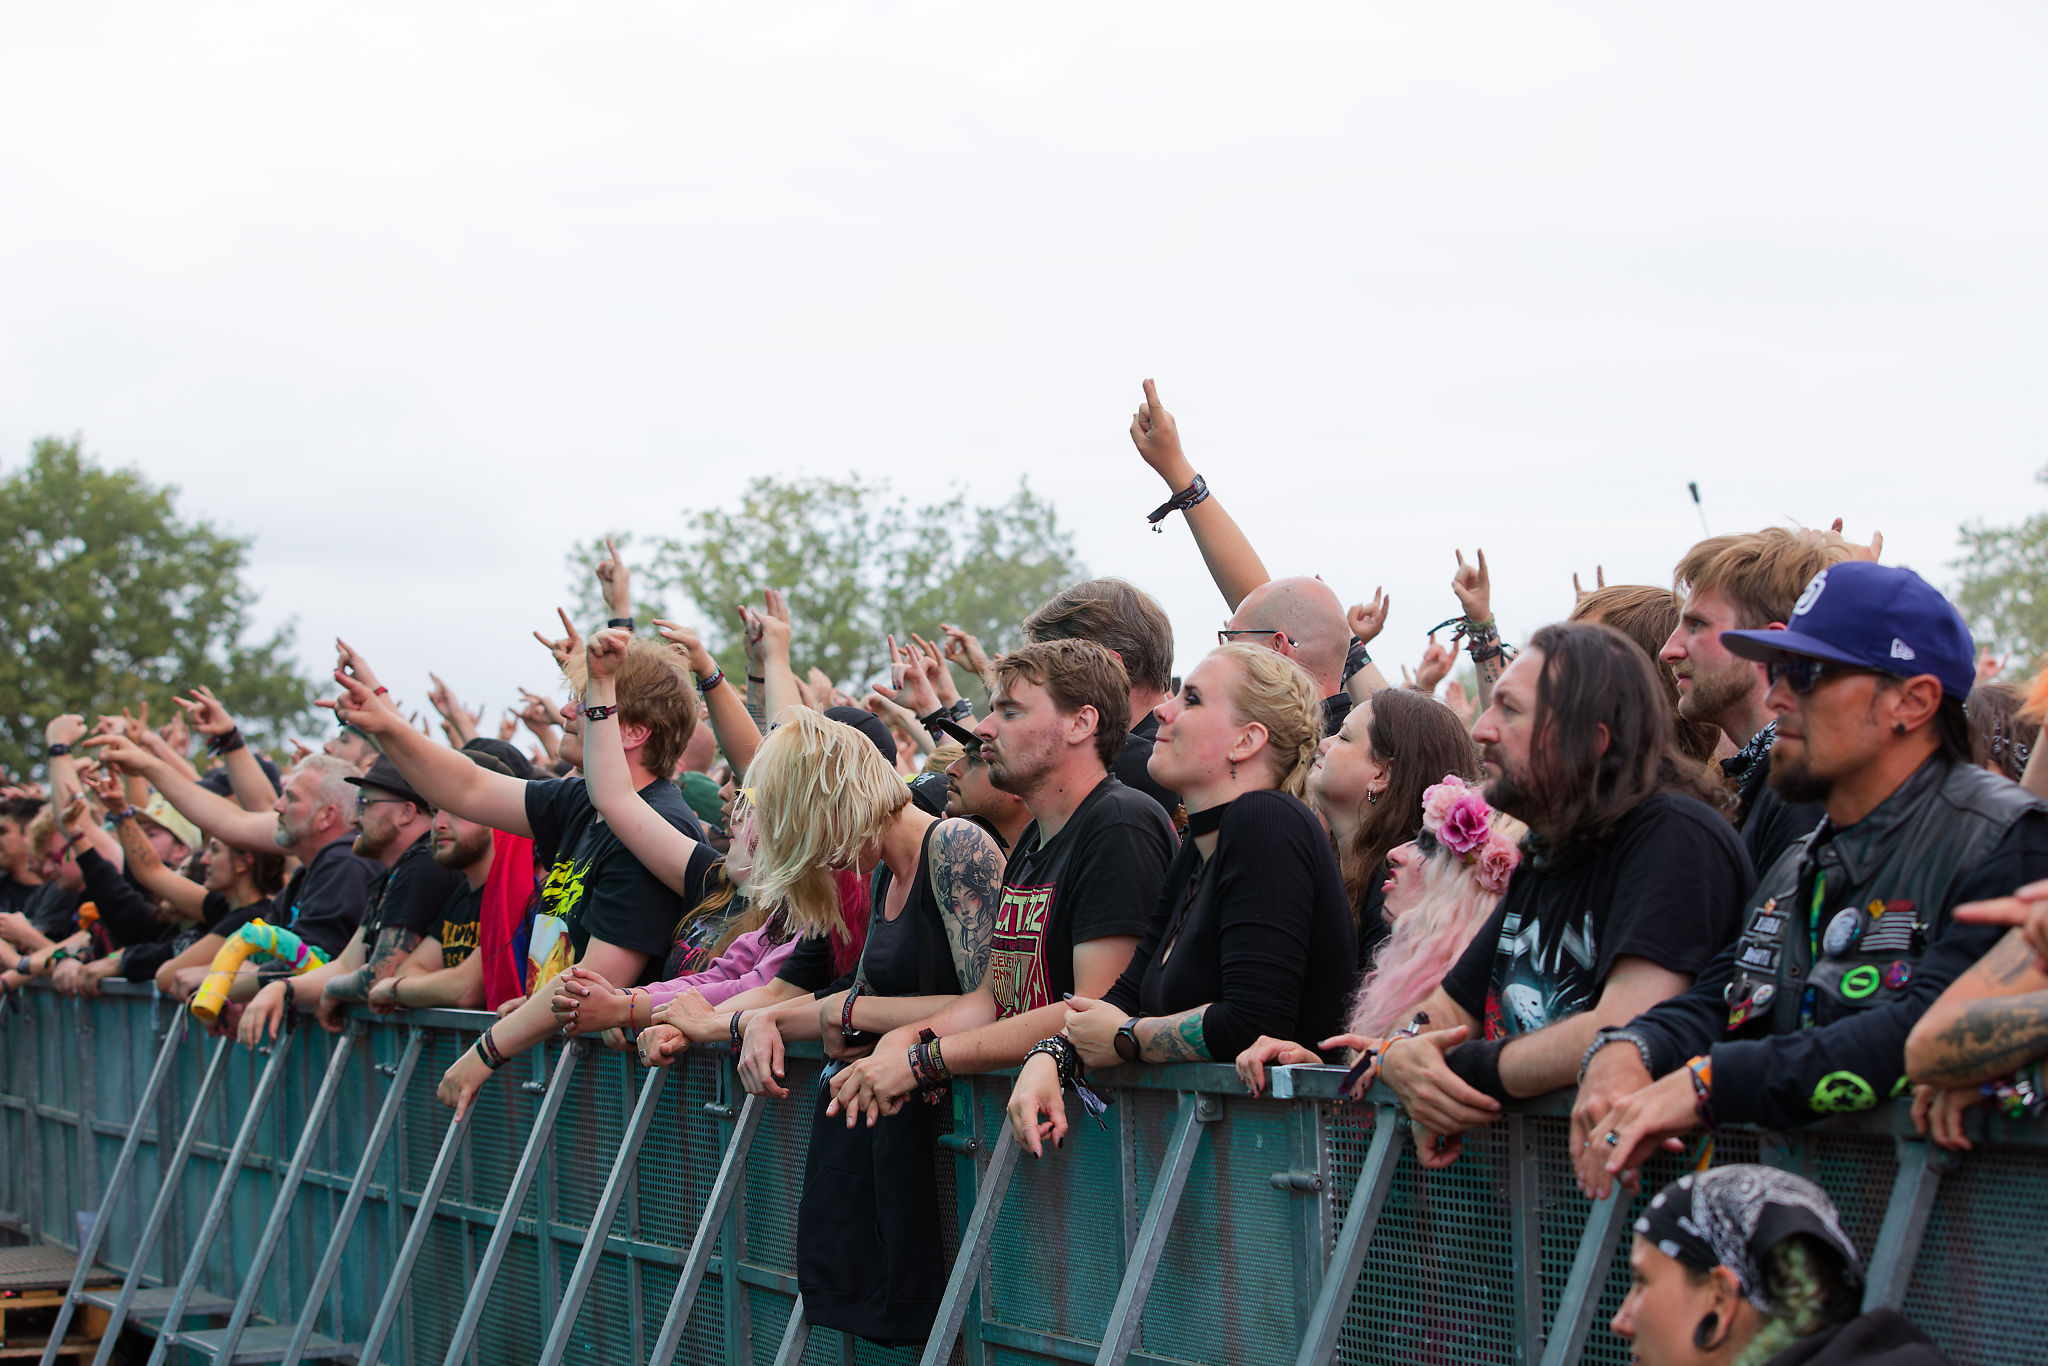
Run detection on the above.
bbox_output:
[2,981,2042,1366]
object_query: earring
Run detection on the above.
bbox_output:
[1894,721,1907,735]
[1693,1312,1720,1350]
[1229,759,1238,781]
[1367,789,1380,805]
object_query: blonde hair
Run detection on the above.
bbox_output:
[746,708,909,940]
[1211,643,1323,799]
[923,744,965,776]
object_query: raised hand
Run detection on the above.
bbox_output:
[873,634,941,716]
[938,623,991,677]
[595,536,632,620]
[909,634,962,704]
[1572,566,1606,604]
[1413,634,1454,695]
[735,604,766,673]
[316,661,406,736]
[586,627,633,681]
[757,589,793,661]
[1827,518,1883,563]
[335,638,387,697]
[1347,590,1390,646]
[174,685,238,737]
[652,621,718,678]
[1451,549,1491,624]
[157,711,192,756]
[517,688,564,732]
[288,739,314,765]
[497,713,518,742]
[44,713,87,749]
[533,607,583,669]
[1976,649,2009,688]
[82,766,127,811]
[1442,679,1476,726]
[1129,378,1194,488]
[81,731,156,776]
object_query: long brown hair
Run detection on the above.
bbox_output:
[1569,584,1723,767]
[1516,622,1727,847]
[1341,689,1482,912]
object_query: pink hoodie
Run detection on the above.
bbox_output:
[643,925,798,1010]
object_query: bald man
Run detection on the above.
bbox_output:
[1222,576,1355,734]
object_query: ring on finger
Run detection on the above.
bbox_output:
[1603,1131,1620,1146]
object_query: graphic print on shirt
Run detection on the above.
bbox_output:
[1484,906,1597,1037]
[987,882,1054,1016]
[528,853,591,984]
[439,915,478,966]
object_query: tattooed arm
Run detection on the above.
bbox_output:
[1907,929,2048,1086]
[930,818,1003,991]
[1134,1007,1212,1062]
[322,927,425,1005]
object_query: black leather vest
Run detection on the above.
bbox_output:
[1723,755,2044,1036]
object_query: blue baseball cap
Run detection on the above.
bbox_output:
[1721,561,1975,700]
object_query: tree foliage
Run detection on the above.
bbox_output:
[0,437,315,778]
[1954,466,2048,667]
[568,476,1084,687]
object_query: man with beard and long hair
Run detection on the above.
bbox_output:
[1575,562,2048,1201]
[1362,621,1753,1168]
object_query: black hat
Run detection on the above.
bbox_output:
[462,748,517,780]
[824,705,897,767]
[925,714,982,753]
[461,736,535,780]
[345,756,432,810]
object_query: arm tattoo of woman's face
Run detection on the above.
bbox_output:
[1142,1007,1212,1063]
[931,821,1003,991]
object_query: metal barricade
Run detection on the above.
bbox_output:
[4,983,2045,1366]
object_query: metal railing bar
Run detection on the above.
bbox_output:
[143,1026,301,1366]
[645,1089,765,1366]
[277,1026,422,1366]
[1863,1138,1946,1312]
[1292,1102,1401,1366]
[1094,1092,1216,1366]
[920,1124,1021,1366]
[38,1011,188,1366]
[438,1038,584,1366]
[1538,1184,1632,1366]
[356,1077,478,1366]
[86,1031,234,1366]
[770,1296,810,1366]
[536,1064,669,1366]
[189,1026,359,1362]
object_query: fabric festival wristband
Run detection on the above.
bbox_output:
[1443,1037,1511,1105]
[607,617,634,630]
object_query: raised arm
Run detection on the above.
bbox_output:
[654,622,761,775]
[174,687,278,811]
[579,629,702,894]
[1129,378,1269,610]
[320,650,533,837]
[1450,549,1504,714]
[83,733,278,853]
[755,589,803,722]
[108,797,209,920]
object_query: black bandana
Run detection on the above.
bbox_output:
[1635,1166,1861,1311]
[1720,719,1778,784]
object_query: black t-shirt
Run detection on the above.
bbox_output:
[361,834,466,945]
[1441,793,1753,1038]
[24,882,82,940]
[201,890,267,934]
[523,774,707,987]
[777,931,835,994]
[436,882,483,967]
[655,844,728,981]
[214,837,382,981]
[1104,790,1356,1060]
[1115,713,1182,823]
[986,775,1176,1017]
[1739,747,1827,887]
[0,873,37,919]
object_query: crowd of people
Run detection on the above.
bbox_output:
[2,380,2042,1364]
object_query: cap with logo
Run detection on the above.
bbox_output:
[1720,561,1976,700]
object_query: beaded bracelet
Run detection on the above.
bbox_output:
[1022,1035,1112,1129]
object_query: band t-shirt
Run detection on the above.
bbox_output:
[523,774,706,988]
[361,834,466,945]
[437,882,483,967]
[986,775,1175,1017]
[1440,793,1752,1038]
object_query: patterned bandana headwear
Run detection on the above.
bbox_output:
[1634,1166,1862,1311]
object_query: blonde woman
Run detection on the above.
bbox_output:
[1011,645,1356,1154]
[1235,775,1523,1096]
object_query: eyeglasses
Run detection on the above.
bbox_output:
[354,795,407,813]
[1218,628,1285,646]
[1765,658,1876,695]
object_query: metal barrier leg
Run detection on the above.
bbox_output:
[537,1064,669,1366]
[1538,1185,1631,1366]
[38,1012,188,1366]
[647,1091,765,1366]
[1863,1138,1947,1312]
[920,1126,1021,1366]
[439,1039,584,1366]
[178,1025,360,1363]
[1292,1103,1401,1366]
[771,1296,810,1366]
[87,1033,235,1366]
[356,1080,479,1366]
[142,1027,300,1366]
[1093,1092,1217,1366]
[280,1026,426,1366]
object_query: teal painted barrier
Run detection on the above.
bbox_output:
[1,981,2042,1365]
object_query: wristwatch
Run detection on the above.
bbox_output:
[1114,1017,1145,1064]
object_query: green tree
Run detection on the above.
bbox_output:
[1955,466,2048,667]
[0,436,315,779]
[567,476,1083,687]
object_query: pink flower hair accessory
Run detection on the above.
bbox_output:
[1419,773,1520,891]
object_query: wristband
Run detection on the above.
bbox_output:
[729,1009,746,1052]
[1443,1037,1511,1105]
[1686,1054,1716,1127]
[475,1027,508,1070]
[1579,1026,1655,1085]
[1145,473,1211,531]
[840,981,864,1042]
[581,704,618,722]
[607,617,634,630]
[373,685,389,697]
[695,668,726,695]
[390,976,405,1009]
[1342,636,1372,683]
[746,674,765,684]
[208,728,246,756]
[45,743,71,757]
[108,807,137,826]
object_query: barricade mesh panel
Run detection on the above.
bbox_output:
[403,1030,470,1193]
[476,1232,546,1363]
[638,1055,725,1243]
[555,1046,633,1229]
[743,1055,824,1273]
[978,1082,1123,1341]
[409,1216,468,1364]
[464,1049,529,1210]
[1904,1140,2046,1366]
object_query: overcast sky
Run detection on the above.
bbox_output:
[5,3,2045,738]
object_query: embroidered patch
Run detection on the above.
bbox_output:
[1811,1071,1878,1113]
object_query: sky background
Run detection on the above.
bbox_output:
[5,3,2045,738]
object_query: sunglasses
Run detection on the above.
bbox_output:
[1765,658,1877,695]
[1218,628,1285,646]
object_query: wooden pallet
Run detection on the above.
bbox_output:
[0,1287,114,1360]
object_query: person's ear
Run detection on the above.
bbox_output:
[1695,1267,1744,1351]
[1067,705,1100,750]
[618,722,653,754]
[1592,721,1610,758]
[1882,675,1943,736]
[1232,722,1270,765]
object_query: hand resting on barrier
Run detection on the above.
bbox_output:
[1234,1035,1324,1098]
